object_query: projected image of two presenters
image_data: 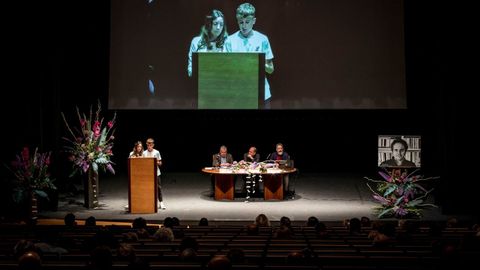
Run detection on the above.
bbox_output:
[189,3,273,109]
[109,0,406,110]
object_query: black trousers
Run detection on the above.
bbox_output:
[157,175,163,202]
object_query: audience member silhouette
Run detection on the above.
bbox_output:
[306,216,319,227]
[179,248,197,262]
[13,240,37,259]
[122,232,139,243]
[246,223,259,236]
[18,251,42,270]
[85,216,97,227]
[64,213,76,227]
[255,214,271,227]
[207,255,232,269]
[360,216,371,227]
[198,217,209,226]
[153,227,174,242]
[117,243,136,262]
[286,251,304,264]
[348,218,362,235]
[132,217,147,230]
[274,225,292,239]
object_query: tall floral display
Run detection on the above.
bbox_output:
[61,102,116,208]
[6,147,56,218]
[365,169,438,218]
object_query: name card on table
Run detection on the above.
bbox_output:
[267,168,282,174]
[219,168,233,173]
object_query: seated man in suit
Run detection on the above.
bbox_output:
[270,143,292,198]
[213,145,234,167]
[210,145,234,197]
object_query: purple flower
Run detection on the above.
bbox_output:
[373,195,389,204]
[378,171,392,182]
[62,102,117,175]
[395,207,408,217]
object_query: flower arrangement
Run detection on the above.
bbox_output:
[6,147,56,203]
[365,168,439,218]
[231,160,271,174]
[61,102,116,176]
[231,161,278,201]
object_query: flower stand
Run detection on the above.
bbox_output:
[84,168,99,209]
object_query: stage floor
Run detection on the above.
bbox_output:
[39,172,446,223]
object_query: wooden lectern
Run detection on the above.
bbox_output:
[193,52,265,109]
[128,158,157,213]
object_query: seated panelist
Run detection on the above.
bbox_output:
[212,145,234,167]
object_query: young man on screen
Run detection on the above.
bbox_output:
[225,2,274,109]
[380,138,416,167]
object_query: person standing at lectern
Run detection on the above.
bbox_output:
[143,138,166,210]
[125,141,145,210]
[270,143,291,198]
[225,2,274,108]
[380,138,416,167]
[188,9,228,77]
[129,141,144,158]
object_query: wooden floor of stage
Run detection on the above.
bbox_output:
[38,172,446,223]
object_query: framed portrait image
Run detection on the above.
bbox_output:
[378,135,421,168]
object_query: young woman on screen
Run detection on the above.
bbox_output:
[187,9,228,77]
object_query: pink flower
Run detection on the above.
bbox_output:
[62,102,117,175]
[21,147,30,165]
[93,121,101,138]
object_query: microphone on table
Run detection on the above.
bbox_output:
[265,153,273,163]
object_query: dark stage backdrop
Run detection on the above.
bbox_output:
[2,0,477,215]
[109,0,406,109]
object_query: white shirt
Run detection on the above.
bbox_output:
[143,149,161,176]
[188,36,225,77]
[225,30,274,100]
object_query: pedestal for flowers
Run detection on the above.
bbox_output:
[84,167,99,209]
[29,191,38,219]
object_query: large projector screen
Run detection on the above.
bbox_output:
[109,0,406,109]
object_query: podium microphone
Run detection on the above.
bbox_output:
[265,153,272,162]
